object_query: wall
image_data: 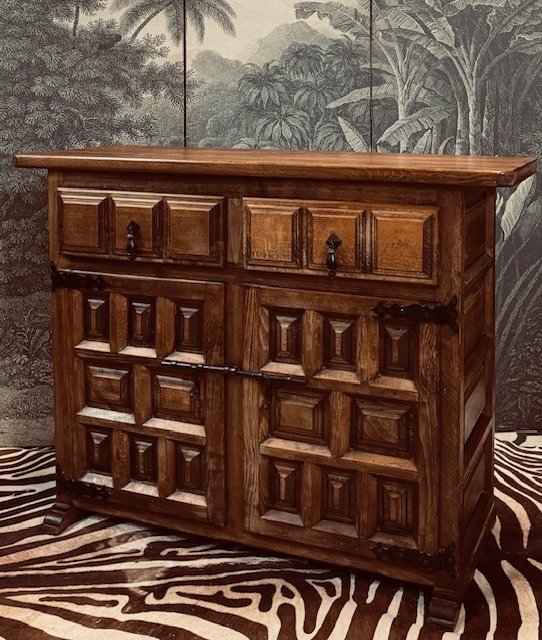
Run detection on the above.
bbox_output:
[1,0,540,445]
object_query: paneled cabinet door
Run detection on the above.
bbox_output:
[52,272,226,526]
[242,285,440,557]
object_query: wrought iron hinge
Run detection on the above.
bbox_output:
[160,360,306,384]
[371,541,456,577]
[372,296,459,333]
[50,261,106,292]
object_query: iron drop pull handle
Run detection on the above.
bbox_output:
[126,220,140,261]
[326,233,342,279]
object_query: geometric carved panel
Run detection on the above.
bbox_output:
[321,469,356,525]
[58,189,108,255]
[269,310,303,364]
[245,200,302,268]
[377,478,415,536]
[166,198,223,264]
[271,388,329,444]
[379,322,416,378]
[176,444,205,494]
[85,428,112,474]
[86,364,131,412]
[153,374,201,423]
[307,208,363,272]
[323,316,357,371]
[130,436,157,483]
[84,295,110,342]
[112,193,160,257]
[268,459,302,514]
[175,303,204,353]
[353,399,414,457]
[370,208,436,280]
[128,298,156,348]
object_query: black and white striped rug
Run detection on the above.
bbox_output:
[0,437,540,639]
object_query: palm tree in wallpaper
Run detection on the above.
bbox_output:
[112,0,236,44]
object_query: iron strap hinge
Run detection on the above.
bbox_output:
[372,296,459,332]
[50,261,106,292]
[371,541,456,577]
[160,360,306,384]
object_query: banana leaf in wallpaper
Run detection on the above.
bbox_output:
[0,0,540,445]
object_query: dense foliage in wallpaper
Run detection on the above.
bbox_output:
[0,0,540,443]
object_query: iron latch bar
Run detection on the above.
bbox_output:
[372,296,459,332]
[371,541,456,577]
[160,360,306,384]
[50,261,106,292]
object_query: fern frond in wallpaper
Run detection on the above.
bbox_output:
[1,0,541,444]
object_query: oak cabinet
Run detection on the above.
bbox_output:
[14,147,536,631]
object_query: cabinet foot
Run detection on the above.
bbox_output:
[42,502,83,535]
[427,589,462,631]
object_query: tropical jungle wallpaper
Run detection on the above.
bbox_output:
[1,0,540,444]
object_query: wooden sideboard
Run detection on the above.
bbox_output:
[14,148,537,630]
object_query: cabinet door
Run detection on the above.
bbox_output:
[242,285,439,556]
[53,272,226,526]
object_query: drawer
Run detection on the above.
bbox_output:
[58,188,225,266]
[243,198,438,283]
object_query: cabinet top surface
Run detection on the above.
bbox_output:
[14,146,537,187]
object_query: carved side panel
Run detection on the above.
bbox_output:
[377,478,416,537]
[166,197,224,264]
[83,295,110,342]
[369,207,437,281]
[379,321,417,378]
[128,298,156,348]
[85,428,113,475]
[268,459,302,515]
[130,436,158,483]
[245,199,302,268]
[271,389,329,445]
[58,188,108,255]
[353,399,414,457]
[176,444,206,494]
[86,364,132,412]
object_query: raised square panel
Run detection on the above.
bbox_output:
[379,322,417,379]
[112,193,161,258]
[86,364,131,412]
[175,303,204,354]
[85,428,112,475]
[153,374,202,423]
[58,188,108,254]
[244,199,302,268]
[321,469,356,525]
[83,295,110,343]
[166,197,224,264]
[307,206,364,272]
[268,458,302,515]
[377,478,416,536]
[271,389,329,444]
[176,444,205,494]
[130,436,157,483]
[323,316,358,371]
[129,298,156,348]
[269,309,303,364]
[353,399,414,457]
[370,207,437,280]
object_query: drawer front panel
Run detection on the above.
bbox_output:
[242,197,438,283]
[57,188,224,265]
[55,273,226,526]
[243,285,440,555]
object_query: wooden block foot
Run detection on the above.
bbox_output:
[426,588,462,631]
[42,502,83,535]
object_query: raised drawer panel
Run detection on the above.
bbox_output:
[369,206,437,282]
[244,198,302,268]
[112,193,161,258]
[58,189,108,255]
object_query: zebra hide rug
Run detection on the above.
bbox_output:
[0,437,540,640]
